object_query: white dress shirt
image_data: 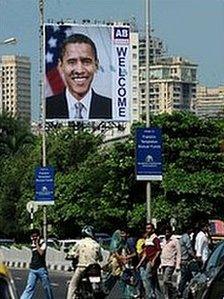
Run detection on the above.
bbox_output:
[195,231,210,264]
[66,88,92,120]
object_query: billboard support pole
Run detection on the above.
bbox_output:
[146,0,151,222]
[39,0,47,241]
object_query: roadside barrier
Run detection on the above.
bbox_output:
[1,246,109,271]
[1,246,72,271]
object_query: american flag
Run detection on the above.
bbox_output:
[45,24,74,97]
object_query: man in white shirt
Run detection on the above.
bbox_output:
[194,222,211,266]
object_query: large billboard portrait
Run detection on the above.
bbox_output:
[44,24,130,122]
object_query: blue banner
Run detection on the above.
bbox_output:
[35,166,54,204]
[136,128,162,181]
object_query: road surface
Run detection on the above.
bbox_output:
[11,268,121,298]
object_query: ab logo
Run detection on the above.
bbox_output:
[114,27,130,41]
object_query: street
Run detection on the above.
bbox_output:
[12,268,70,298]
[11,268,121,299]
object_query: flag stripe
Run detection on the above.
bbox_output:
[45,24,71,97]
[46,68,65,96]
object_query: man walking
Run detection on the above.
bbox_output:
[21,228,53,299]
[136,222,161,298]
[160,225,181,299]
[194,221,211,266]
[178,224,195,297]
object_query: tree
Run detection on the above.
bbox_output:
[0,112,36,237]
[0,112,34,157]
[1,111,223,237]
[150,112,224,229]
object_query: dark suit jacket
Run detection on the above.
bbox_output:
[46,89,112,119]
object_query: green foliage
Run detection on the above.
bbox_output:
[47,129,102,172]
[150,112,224,229]
[0,112,34,157]
[0,111,223,238]
[0,113,37,237]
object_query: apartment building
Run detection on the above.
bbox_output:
[0,55,31,123]
[195,85,224,117]
[130,32,140,123]
[139,35,166,65]
[139,56,197,117]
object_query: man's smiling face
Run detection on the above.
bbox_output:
[59,42,98,101]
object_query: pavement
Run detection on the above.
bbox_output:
[11,268,122,299]
[11,267,182,299]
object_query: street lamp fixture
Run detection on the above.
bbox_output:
[0,37,17,45]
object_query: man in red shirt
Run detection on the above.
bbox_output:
[137,223,161,298]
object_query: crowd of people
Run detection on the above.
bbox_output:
[101,220,213,299]
[20,220,213,299]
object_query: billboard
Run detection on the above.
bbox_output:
[44,24,130,122]
[136,128,163,181]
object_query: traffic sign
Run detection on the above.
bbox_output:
[26,201,38,214]
[136,127,163,181]
[35,166,54,205]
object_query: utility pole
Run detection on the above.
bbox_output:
[39,0,47,241]
[145,0,151,222]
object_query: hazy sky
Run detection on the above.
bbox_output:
[0,0,223,120]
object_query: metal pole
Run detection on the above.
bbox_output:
[145,0,151,222]
[30,208,34,230]
[39,0,47,241]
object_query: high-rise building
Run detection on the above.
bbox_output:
[130,32,140,123]
[139,56,197,117]
[139,36,166,120]
[195,85,224,117]
[0,55,31,123]
[139,35,166,65]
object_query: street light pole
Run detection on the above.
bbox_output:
[145,0,151,222]
[38,0,47,242]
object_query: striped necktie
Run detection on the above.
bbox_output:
[75,102,84,119]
